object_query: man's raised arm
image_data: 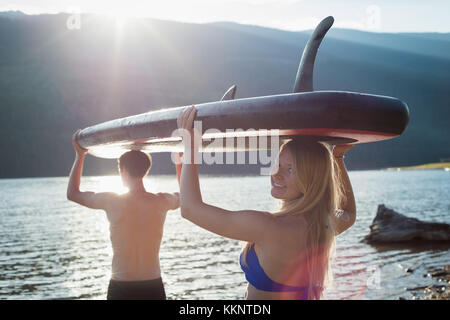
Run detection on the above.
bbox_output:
[67,129,114,210]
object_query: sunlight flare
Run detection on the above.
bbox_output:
[96,175,128,194]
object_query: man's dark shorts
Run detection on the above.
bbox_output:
[107,277,166,300]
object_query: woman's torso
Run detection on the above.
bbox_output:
[243,215,319,300]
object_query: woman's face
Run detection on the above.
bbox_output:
[270,147,303,201]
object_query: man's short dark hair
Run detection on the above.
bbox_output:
[118,150,152,178]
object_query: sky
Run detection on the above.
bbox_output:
[1,0,449,33]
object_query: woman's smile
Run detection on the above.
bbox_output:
[270,147,303,200]
[271,178,286,190]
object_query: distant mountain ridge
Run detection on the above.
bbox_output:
[210,21,450,60]
[0,10,26,19]
[0,13,448,178]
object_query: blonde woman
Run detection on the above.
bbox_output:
[177,105,356,300]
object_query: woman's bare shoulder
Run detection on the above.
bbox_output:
[265,214,308,243]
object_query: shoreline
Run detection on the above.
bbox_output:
[405,265,449,300]
[1,165,449,180]
[386,162,450,171]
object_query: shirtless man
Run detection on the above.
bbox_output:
[67,130,179,300]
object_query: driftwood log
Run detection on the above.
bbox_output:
[364,205,450,244]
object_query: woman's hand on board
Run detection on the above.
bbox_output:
[177,105,197,134]
[177,105,202,152]
[332,144,354,158]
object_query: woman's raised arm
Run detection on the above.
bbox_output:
[177,106,282,243]
[332,144,356,235]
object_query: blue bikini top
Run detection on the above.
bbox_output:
[239,244,322,299]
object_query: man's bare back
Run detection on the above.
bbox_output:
[107,192,178,281]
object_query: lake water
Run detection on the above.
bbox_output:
[0,170,449,300]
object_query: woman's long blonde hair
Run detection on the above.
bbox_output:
[242,138,344,299]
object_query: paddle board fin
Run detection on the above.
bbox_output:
[221,84,237,101]
[293,16,334,93]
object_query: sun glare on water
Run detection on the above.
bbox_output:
[96,175,129,194]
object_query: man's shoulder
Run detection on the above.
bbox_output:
[154,192,173,198]
[154,192,179,211]
[117,191,178,209]
[101,191,120,198]
[135,192,169,205]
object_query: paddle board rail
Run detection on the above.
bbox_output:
[77,91,409,158]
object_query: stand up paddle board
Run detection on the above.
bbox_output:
[77,16,409,159]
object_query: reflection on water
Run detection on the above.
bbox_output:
[0,170,449,299]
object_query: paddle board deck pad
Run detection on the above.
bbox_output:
[76,16,410,159]
[77,91,409,158]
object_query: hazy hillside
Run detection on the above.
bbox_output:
[0,13,449,178]
[327,28,450,60]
